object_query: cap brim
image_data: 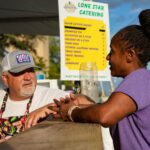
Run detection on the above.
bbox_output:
[9,64,40,73]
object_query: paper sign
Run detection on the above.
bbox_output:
[59,0,111,81]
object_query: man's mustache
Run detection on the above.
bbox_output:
[22,80,33,86]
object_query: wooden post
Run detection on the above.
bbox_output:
[0,120,104,150]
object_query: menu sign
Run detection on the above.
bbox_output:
[59,0,111,81]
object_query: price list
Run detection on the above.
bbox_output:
[64,16,107,71]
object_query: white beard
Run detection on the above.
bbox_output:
[20,80,36,97]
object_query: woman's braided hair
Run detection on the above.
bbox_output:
[112,9,150,67]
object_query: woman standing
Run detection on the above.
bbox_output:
[52,9,150,150]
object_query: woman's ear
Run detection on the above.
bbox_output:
[1,74,9,87]
[126,49,136,63]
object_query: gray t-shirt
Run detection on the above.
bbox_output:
[110,68,150,150]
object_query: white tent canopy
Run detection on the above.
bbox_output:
[0,0,59,35]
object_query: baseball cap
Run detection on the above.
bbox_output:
[1,50,40,73]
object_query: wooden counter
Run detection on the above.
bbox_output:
[0,120,104,150]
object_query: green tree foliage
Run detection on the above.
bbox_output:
[34,56,48,75]
[0,34,39,54]
[49,36,60,79]
[48,36,74,89]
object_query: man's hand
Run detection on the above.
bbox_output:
[24,103,56,129]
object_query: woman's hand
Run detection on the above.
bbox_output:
[51,94,78,121]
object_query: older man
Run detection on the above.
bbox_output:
[0,50,71,142]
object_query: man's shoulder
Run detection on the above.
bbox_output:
[35,85,49,90]
[35,85,60,92]
[35,85,68,95]
[0,89,7,94]
[0,89,7,101]
[31,85,69,107]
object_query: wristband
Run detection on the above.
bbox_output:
[68,106,80,121]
